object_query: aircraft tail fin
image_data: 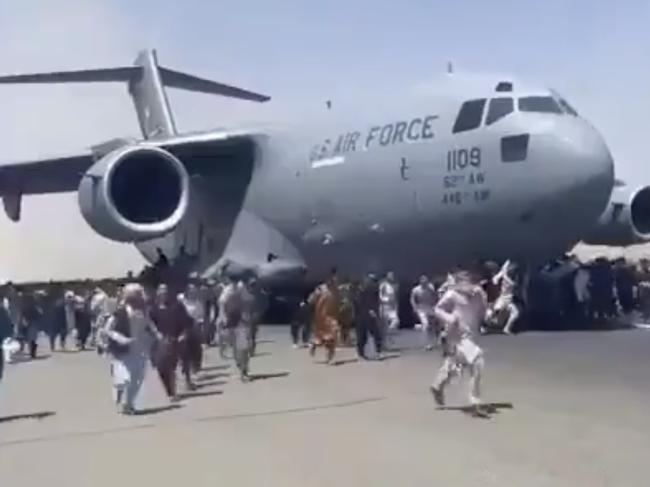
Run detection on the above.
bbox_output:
[0,49,270,140]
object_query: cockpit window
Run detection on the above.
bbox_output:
[453,98,486,133]
[518,96,562,114]
[557,98,578,116]
[486,97,514,125]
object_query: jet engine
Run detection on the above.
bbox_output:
[583,183,650,246]
[78,145,190,242]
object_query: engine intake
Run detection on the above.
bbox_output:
[78,145,189,242]
[584,184,650,246]
[629,187,650,236]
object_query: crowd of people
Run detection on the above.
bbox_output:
[2,252,650,417]
[0,274,266,414]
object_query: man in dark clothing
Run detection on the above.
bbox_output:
[75,298,92,350]
[150,284,194,397]
[354,274,383,360]
[290,297,311,348]
[591,258,616,319]
[50,296,69,351]
[20,292,42,359]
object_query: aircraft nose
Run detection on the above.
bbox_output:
[550,121,614,220]
[561,122,613,190]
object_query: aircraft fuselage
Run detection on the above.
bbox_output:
[138,76,614,282]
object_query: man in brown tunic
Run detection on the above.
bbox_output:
[308,274,341,364]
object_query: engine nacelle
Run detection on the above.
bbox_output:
[583,183,650,246]
[78,145,190,242]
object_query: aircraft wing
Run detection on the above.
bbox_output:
[0,129,264,220]
[0,153,94,196]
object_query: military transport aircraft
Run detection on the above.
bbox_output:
[0,49,628,284]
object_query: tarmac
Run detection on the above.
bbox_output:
[1,326,649,487]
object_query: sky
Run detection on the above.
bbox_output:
[0,0,648,281]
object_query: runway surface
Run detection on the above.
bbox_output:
[1,326,649,486]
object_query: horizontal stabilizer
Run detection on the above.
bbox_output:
[0,63,270,103]
[0,49,270,139]
[0,67,137,84]
[159,67,270,102]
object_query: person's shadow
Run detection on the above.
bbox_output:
[0,411,56,424]
[10,354,52,363]
[135,405,182,416]
[437,402,514,419]
[249,372,290,382]
[178,390,224,400]
[201,365,230,372]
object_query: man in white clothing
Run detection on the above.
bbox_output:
[410,275,438,350]
[104,283,160,415]
[379,271,399,346]
[216,277,240,359]
[488,260,520,335]
[430,271,488,413]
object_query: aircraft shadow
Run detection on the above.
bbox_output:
[135,404,182,416]
[179,390,224,401]
[249,372,290,382]
[0,411,56,424]
[437,402,514,419]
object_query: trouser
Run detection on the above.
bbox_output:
[28,340,37,359]
[49,328,68,350]
[233,325,251,376]
[416,309,438,348]
[77,325,91,349]
[502,303,520,334]
[432,345,484,406]
[154,340,178,398]
[250,322,259,355]
[339,312,354,345]
[379,306,399,345]
[90,317,103,346]
[216,318,229,358]
[112,359,146,411]
[290,319,310,345]
[203,321,216,346]
[180,329,202,386]
[356,313,382,357]
[124,362,146,410]
[0,348,4,381]
[310,336,336,362]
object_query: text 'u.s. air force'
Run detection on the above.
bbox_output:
[309,115,439,162]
